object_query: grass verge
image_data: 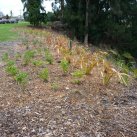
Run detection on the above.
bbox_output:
[0,22,29,42]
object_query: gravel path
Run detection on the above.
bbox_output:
[0,41,20,47]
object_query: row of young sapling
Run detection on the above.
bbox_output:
[2,47,81,91]
[1,45,131,92]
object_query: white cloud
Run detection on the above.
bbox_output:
[0,0,53,16]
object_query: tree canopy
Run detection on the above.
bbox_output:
[21,0,137,57]
[21,0,46,26]
[58,0,137,57]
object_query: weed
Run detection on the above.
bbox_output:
[15,53,21,60]
[60,59,70,74]
[39,68,49,82]
[71,79,82,85]
[51,82,59,91]
[36,48,42,54]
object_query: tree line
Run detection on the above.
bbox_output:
[21,0,137,58]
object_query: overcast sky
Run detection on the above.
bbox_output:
[0,0,53,16]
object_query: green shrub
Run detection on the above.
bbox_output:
[6,60,15,67]
[23,50,35,66]
[45,49,53,64]
[109,51,134,74]
[15,72,28,86]
[39,68,49,82]
[60,59,70,74]
[72,69,85,78]
[2,53,9,62]
[5,65,19,76]
[71,69,84,85]
[32,60,44,67]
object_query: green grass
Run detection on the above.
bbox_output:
[0,22,29,42]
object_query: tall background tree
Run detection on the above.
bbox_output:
[84,0,89,45]
[21,0,137,58]
[21,0,46,26]
[62,0,137,57]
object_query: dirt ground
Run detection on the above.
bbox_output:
[0,32,137,137]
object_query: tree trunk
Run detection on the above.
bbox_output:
[84,0,89,45]
[60,0,64,18]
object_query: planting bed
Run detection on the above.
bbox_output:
[0,27,137,137]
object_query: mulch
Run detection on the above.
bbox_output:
[0,36,137,137]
